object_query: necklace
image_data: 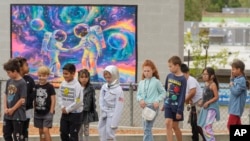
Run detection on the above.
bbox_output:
[144,78,151,99]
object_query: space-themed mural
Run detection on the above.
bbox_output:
[11,4,137,85]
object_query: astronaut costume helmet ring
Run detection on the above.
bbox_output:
[104,65,120,86]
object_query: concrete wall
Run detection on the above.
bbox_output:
[0,0,184,83]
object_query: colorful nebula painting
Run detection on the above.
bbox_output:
[11,4,137,85]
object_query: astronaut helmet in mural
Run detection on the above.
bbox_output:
[52,29,67,42]
[74,23,90,38]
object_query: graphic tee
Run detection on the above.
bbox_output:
[34,83,56,115]
[164,73,187,114]
[4,79,27,121]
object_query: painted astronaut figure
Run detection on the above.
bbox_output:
[72,23,104,77]
[98,65,124,141]
[41,30,69,77]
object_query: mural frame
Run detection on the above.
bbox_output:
[10,4,138,87]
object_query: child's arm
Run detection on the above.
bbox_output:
[8,98,25,116]
[136,81,144,102]
[57,85,64,109]
[155,80,166,103]
[65,85,83,113]
[99,85,105,111]
[177,78,187,115]
[50,95,56,114]
[230,77,246,96]
[4,94,8,114]
[111,88,124,129]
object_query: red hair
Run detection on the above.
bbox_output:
[141,59,160,80]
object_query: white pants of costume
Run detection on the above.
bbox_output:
[98,115,116,141]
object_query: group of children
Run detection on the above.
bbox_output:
[2,57,124,141]
[136,56,248,141]
[2,55,248,141]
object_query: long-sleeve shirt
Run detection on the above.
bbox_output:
[136,77,166,103]
[164,73,187,114]
[229,75,247,116]
[58,78,84,113]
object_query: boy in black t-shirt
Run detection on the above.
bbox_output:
[3,58,27,141]
[34,66,56,141]
[16,57,36,140]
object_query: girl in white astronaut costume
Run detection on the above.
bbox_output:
[98,65,124,141]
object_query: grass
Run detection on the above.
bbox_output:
[202,17,250,23]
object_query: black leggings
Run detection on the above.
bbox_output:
[190,106,206,141]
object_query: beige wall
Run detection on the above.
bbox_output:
[0,0,184,83]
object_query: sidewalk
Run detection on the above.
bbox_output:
[0,133,230,141]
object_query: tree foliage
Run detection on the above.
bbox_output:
[184,0,249,21]
[184,29,239,78]
[238,0,250,7]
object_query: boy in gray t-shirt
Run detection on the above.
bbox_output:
[3,58,27,141]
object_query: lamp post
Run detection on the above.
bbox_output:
[200,37,209,68]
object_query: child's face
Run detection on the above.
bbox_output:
[20,62,29,75]
[79,73,89,86]
[6,71,18,79]
[168,62,179,73]
[103,71,112,84]
[143,66,153,79]
[202,70,210,82]
[231,67,241,77]
[38,73,49,85]
[63,70,75,82]
[22,62,29,74]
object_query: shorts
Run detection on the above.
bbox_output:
[34,112,53,128]
[164,106,183,121]
[227,114,241,130]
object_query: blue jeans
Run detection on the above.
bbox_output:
[143,105,158,141]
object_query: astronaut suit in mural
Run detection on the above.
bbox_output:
[72,23,105,78]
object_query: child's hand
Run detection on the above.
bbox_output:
[161,106,165,111]
[61,107,67,114]
[4,108,9,115]
[153,102,159,109]
[229,82,234,87]
[8,108,15,116]
[176,113,182,120]
[50,110,55,114]
[139,100,146,109]
[198,100,203,107]
[203,102,209,109]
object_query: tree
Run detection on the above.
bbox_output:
[238,0,250,7]
[184,29,239,78]
[185,0,202,21]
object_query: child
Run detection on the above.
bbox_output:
[58,63,84,141]
[98,65,124,141]
[34,66,56,141]
[136,59,166,141]
[78,69,98,141]
[16,57,36,140]
[3,58,27,141]
[180,63,205,141]
[164,56,187,141]
[197,67,220,141]
[227,59,248,130]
